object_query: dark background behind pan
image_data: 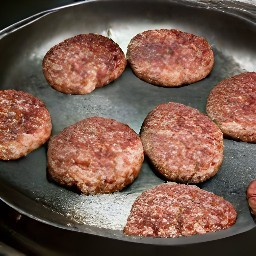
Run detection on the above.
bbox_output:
[0,0,256,255]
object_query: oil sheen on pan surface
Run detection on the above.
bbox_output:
[0,0,255,245]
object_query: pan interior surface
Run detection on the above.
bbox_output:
[0,0,256,245]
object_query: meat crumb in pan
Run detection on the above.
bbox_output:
[140,102,223,183]
[127,29,214,87]
[47,116,144,195]
[206,72,256,143]
[42,34,127,95]
[0,90,52,160]
[124,183,237,238]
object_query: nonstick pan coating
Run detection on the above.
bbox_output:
[0,0,255,245]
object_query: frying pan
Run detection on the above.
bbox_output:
[0,0,256,247]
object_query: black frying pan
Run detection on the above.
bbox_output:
[0,0,256,247]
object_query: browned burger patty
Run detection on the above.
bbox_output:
[0,90,52,160]
[47,117,144,195]
[124,183,237,238]
[206,72,256,143]
[247,180,256,216]
[42,34,127,95]
[127,29,214,87]
[140,102,223,183]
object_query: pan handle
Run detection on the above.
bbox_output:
[0,10,56,39]
[0,1,89,39]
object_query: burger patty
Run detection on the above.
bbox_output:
[47,117,144,195]
[247,180,256,215]
[206,72,256,143]
[140,102,223,183]
[42,34,127,95]
[127,29,214,87]
[124,183,237,238]
[0,90,52,160]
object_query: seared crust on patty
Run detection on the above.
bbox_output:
[247,180,256,215]
[124,183,237,238]
[206,72,256,143]
[127,29,214,87]
[42,34,127,95]
[47,117,144,195]
[140,102,223,183]
[0,90,52,160]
